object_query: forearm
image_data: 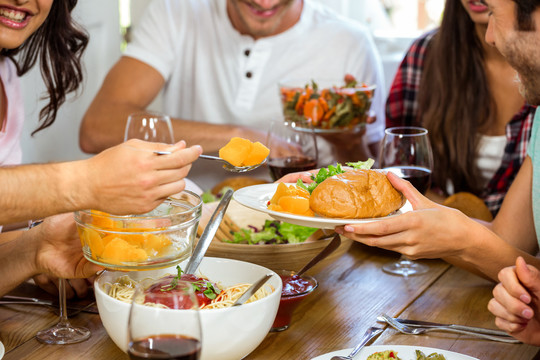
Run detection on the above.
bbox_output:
[0,232,39,296]
[442,222,540,281]
[0,162,88,224]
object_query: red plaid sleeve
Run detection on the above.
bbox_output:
[385,30,437,128]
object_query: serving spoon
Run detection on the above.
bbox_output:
[154,151,267,173]
[296,233,341,277]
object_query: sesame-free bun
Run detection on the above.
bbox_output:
[309,169,405,218]
[443,192,493,222]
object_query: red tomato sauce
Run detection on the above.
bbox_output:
[144,274,221,309]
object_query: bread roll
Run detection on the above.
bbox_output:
[443,192,493,222]
[309,169,405,218]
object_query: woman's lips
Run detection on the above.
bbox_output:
[0,7,31,29]
[468,1,488,13]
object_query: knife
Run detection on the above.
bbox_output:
[376,315,511,337]
[0,295,99,314]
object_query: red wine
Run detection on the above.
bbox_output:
[384,166,432,194]
[268,156,317,181]
[128,334,201,360]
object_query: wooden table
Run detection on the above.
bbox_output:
[1,243,538,359]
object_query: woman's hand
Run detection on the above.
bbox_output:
[335,172,477,259]
[275,169,318,184]
[488,257,540,345]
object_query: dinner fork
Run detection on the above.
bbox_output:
[330,326,383,360]
[380,314,521,343]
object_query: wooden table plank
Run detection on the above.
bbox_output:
[1,243,537,360]
[246,243,450,359]
[374,266,540,359]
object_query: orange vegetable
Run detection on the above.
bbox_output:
[303,98,324,124]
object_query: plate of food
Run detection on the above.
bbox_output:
[279,75,375,133]
[233,169,412,229]
[311,345,479,360]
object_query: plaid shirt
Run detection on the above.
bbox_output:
[386,30,535,215]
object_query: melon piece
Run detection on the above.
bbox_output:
[82,228,105,257]
[243,141,270,166]
[143,234,172,256]
[101,238,148,264]
[278,195,311,215]
[219,137,253,167]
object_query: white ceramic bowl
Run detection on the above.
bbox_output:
[95,257,281,360]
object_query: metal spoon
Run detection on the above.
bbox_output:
[154,151,267,173]
[199,154,267,173]
[296,233,341,277]
[184,189,234,274]
[232,273,274,307]
[330,326,383,360]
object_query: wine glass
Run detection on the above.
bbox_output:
[128,279,202,360]
[379,126,434,277]
[266,119,318,181]
[125,112,174,143]
[33,219,90,344]
[36,278,91,344]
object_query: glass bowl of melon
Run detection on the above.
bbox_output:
[74,190,202,271]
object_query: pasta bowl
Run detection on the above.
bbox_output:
[94,257,281,360]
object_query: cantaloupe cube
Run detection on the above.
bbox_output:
[243,141,270,166]
[101,238,148,264]
[269,182,290,205]
[219,137,253,167]
[82,228,105,257]
[143,234,172,256]
[278,195,311,215]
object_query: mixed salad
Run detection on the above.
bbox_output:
[280,74,375,130]
[226,220,318,245]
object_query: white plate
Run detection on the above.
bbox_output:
[311,345,479,360]
[233,183,411,229]
[0,340,4,359]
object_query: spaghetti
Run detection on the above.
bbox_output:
[105,274,273,309]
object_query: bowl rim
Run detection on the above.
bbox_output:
[74,190,203,224]
[94,257,282,313]
[278,78,376,91]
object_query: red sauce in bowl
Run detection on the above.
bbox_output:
[144,274,221,309]
[272,273,318,330]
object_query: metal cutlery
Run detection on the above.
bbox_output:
[330,326,383,360]
[185,189,234,274]
[199,154,268,173]
[232,273,274,306]
[376,315,511,337]
[0,295,98,316]
[380,313,520,343]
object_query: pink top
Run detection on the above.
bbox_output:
[0,57,24,166]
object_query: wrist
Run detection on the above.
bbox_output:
[57,160,93,211]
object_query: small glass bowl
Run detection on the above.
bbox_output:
[271,269,318,332]
[74,190,202,271]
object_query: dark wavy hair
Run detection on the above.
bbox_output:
[1,0,88,135]
[417,0,489,196]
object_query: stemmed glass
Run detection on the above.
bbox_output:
[124,112,175,143]
[128,279,202,360]
[266,119,318,181]
[379,126,434,277]
[33,218,90,344]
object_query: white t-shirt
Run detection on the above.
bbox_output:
[124,0,386,189]
[475,134,507,187]
[0,57,24,166]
